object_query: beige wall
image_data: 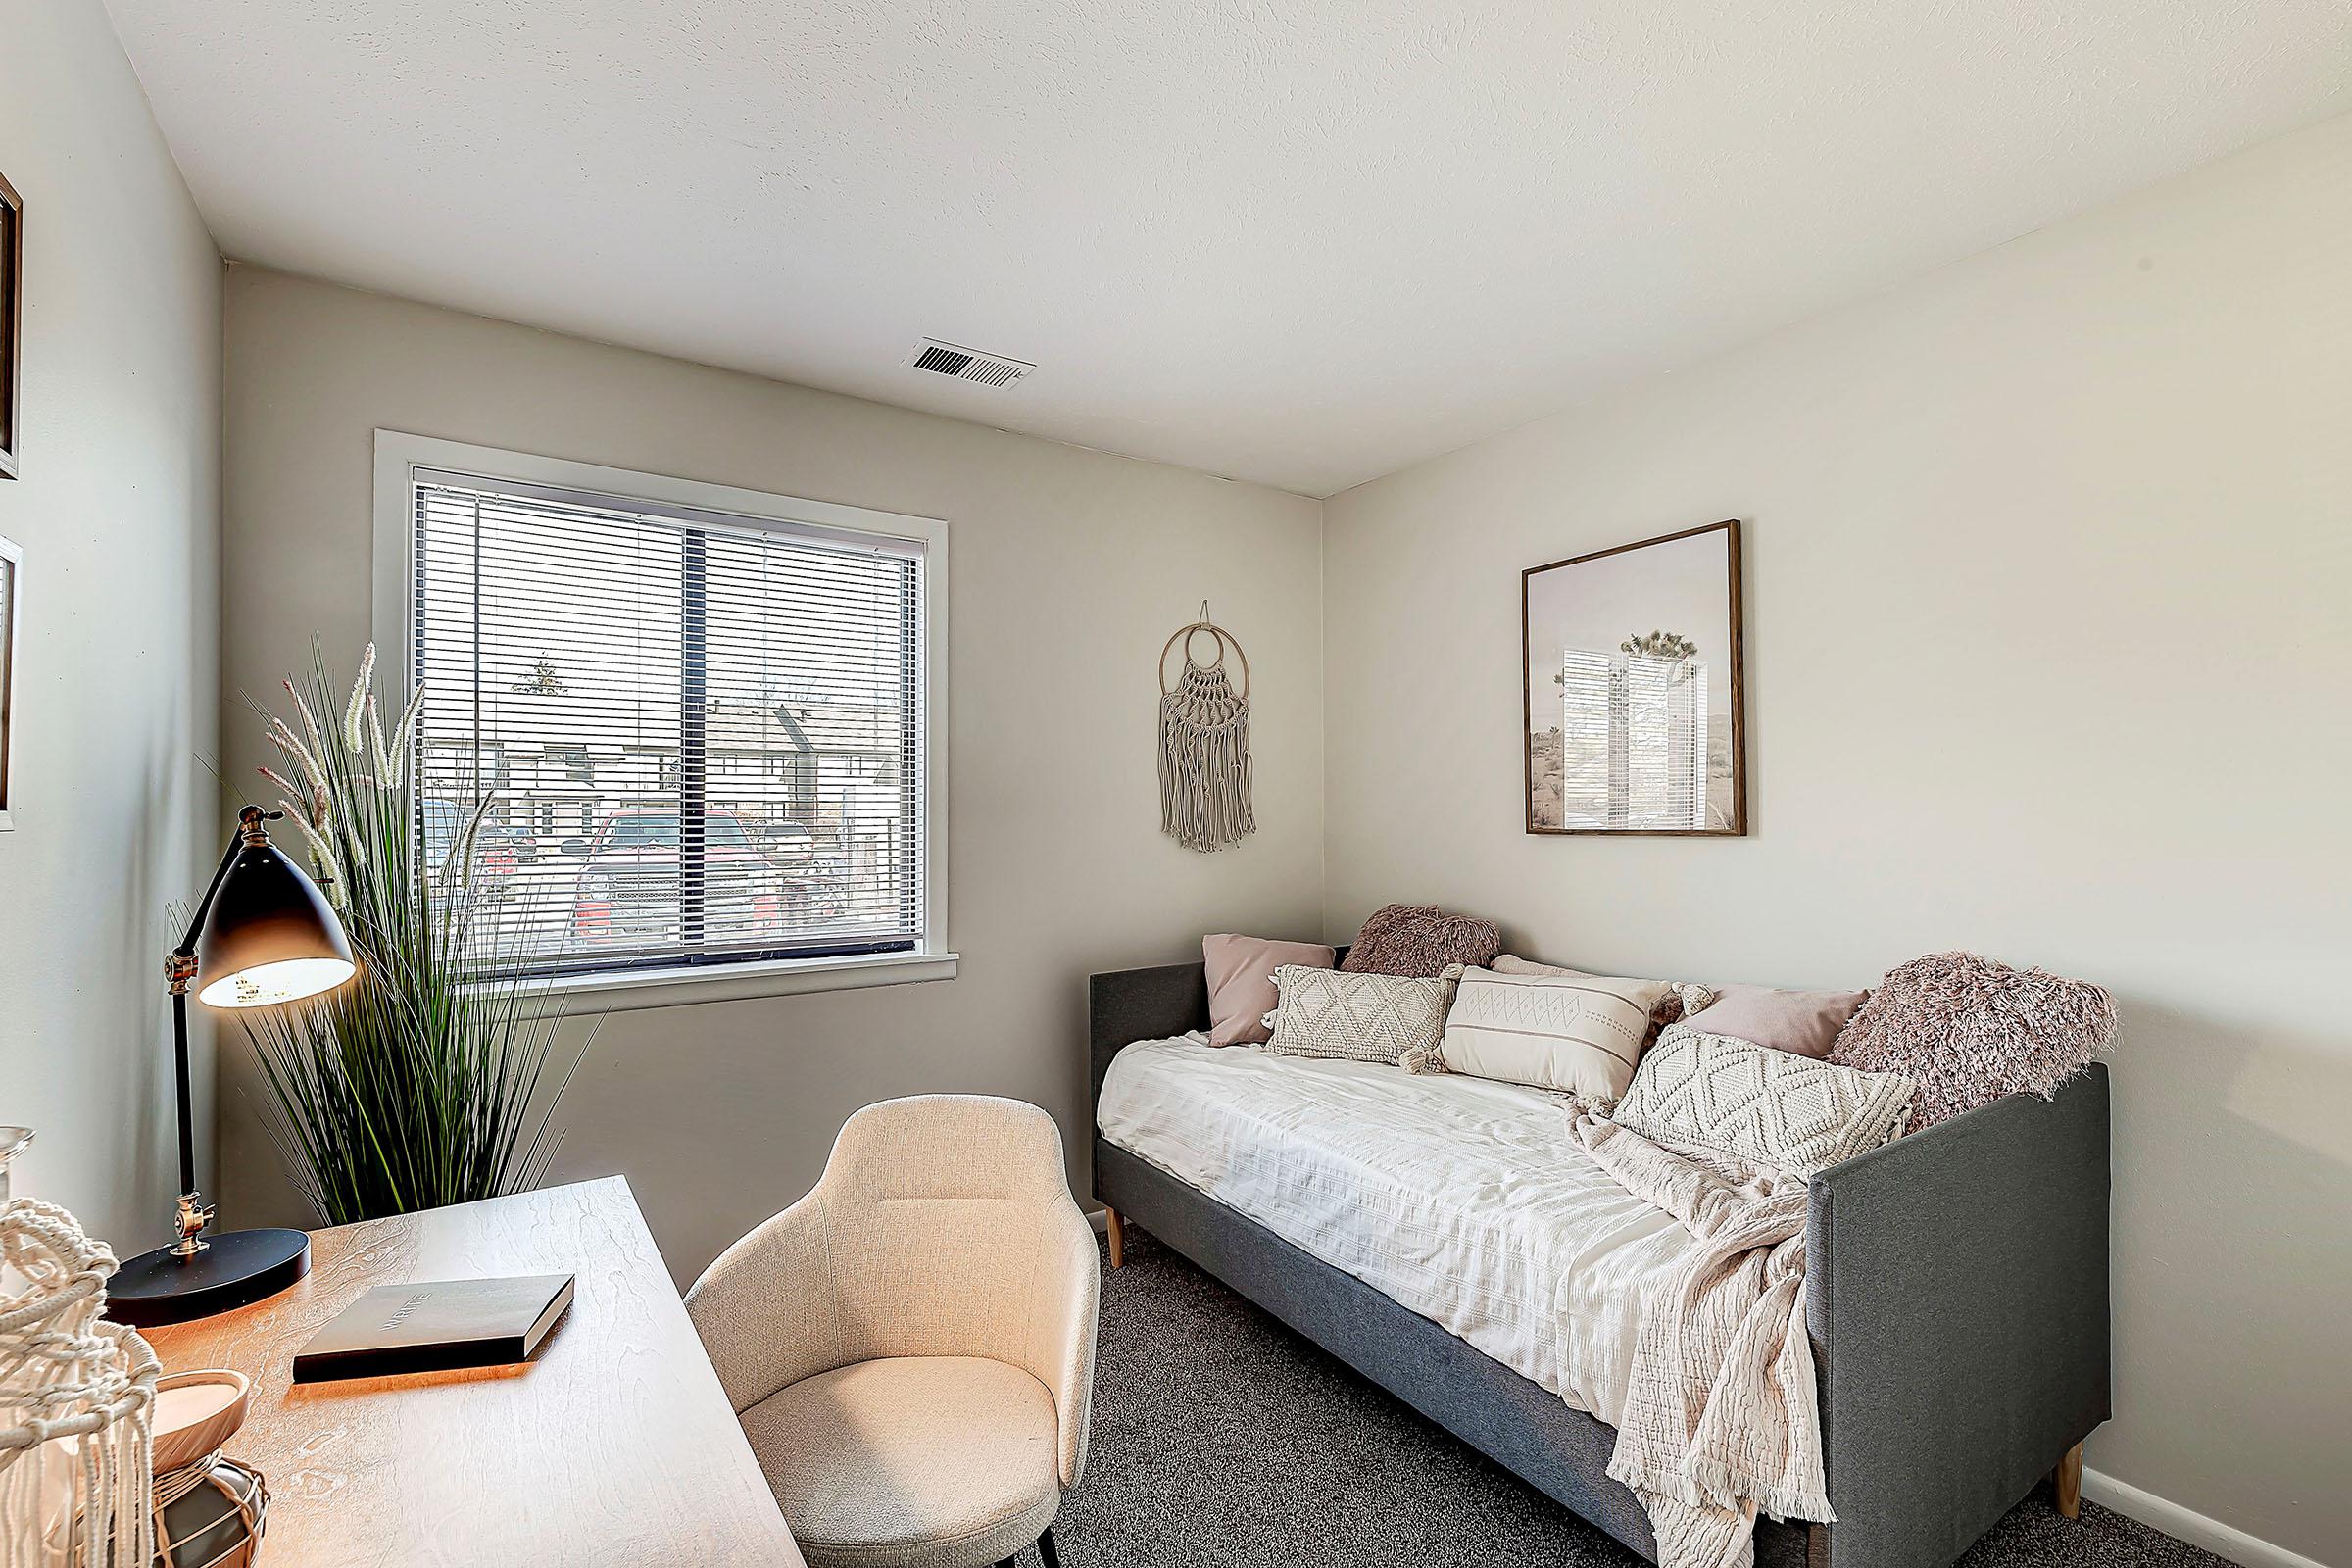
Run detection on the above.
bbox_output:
[1322,115,2352,1564]
[0,1,222,1248]
[207,99,2349,1566]
[217,267,1324,1282]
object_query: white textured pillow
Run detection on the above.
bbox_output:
[1263,964,1462,1066]
[1490,955,1710,1045]
[1409,965,1674,1102]
[1611,1025,1917,1178]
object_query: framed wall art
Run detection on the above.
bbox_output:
[0,168,18,479]
[1522,519,1745,836]
[0,532,19,829]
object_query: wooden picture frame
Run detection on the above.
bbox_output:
[1521,519,1746,836]
[0,168,19,479]
[0,533,20,830]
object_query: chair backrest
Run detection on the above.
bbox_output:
[813,1094,1080,1368]
[687,1093,1101,1487]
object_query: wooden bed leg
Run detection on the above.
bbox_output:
[1104,1206,1126,1269]
[1804,1522,1830,1568]
[2054,1443,2083,1519]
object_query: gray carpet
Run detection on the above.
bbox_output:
[1055,1229,2228,1568]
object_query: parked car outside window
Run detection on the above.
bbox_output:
[562,808,846,948]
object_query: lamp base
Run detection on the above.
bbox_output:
[109,1227,311,1327]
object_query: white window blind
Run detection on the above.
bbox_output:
[409,467,926,976]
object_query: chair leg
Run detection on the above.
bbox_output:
[2053,1442,2083,1519]
[1037,1526,1061,1568]
[1104,1207,1125,1269]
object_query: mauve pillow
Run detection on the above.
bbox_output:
[1203,935,1337,1047]
[1682,984,1870,1060]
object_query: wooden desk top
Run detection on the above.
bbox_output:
[138,1177,804,1568]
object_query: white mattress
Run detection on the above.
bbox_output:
[1097,1034,1703,1426]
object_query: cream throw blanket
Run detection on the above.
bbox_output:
[1569,1113,1833,1568]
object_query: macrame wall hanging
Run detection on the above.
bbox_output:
[1157,604,1255,853]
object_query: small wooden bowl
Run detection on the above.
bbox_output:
[151,1369,252,1474]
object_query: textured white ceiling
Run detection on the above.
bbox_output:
[104,1,2352,496]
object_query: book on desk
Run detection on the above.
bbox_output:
[292,1273,575,1383]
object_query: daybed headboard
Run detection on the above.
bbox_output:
[1088,963,1206,1102]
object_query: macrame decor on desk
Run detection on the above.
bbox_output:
[1158,604,1255,853]
[0,1197,160,1568]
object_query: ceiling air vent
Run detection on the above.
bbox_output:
[906,338,1033,387]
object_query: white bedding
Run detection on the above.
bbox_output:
[1096,1034,1707,1427]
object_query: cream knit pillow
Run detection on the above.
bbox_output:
[1409,965,1675,1103]
[1263,964,1462,1066]
[1612,1025,1917,1178]
[1489,955,1708,1049]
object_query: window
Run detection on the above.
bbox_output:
[378,435,947,1003]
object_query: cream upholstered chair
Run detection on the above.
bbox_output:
[686,1095,1100,1568]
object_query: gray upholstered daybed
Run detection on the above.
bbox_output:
[1088,960,2111,1568]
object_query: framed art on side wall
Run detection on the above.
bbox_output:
[1522,519,1746,836]
[0,533,19,829]
[0,168,18,479]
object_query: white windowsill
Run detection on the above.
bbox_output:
[509,949,959,1018]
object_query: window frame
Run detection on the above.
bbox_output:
[371,430,954,1014]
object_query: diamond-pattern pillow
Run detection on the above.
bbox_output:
[1263,964,1463,1066]
[1611,1024,1917,1179]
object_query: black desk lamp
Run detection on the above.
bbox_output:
[109,804,356,1327]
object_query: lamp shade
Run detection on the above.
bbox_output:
[194,839,355,1008]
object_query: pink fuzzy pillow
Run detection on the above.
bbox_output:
[1341,904,1503,978]
[1829,951,2117,1131]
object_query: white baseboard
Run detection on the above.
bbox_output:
[1087,1206,1108,1234]
[2083,1468,2335,1568]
